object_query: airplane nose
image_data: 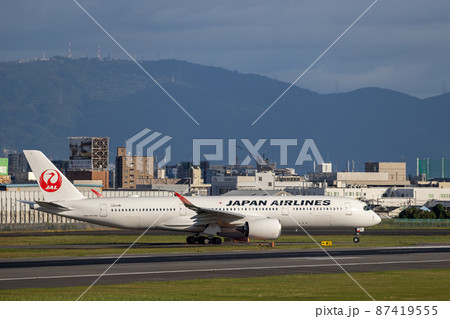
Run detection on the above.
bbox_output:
[373,212,381,225]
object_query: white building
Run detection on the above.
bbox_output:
[287,185,450,208]
[309,162,410,187]
[211,171,310,195]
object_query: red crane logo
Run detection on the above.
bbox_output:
[39,169,62,192]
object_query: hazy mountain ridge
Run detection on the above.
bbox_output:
[0,57,448,173]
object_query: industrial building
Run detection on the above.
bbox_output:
[365,162,408,183]
[211,171,308,195]
[205,165,256,185]
[417,158,450,180]
[186,165,211,195]
[136,166,211,195]
[7,153,30,183]
[66,137,109,188]
[0,158,10,184]
[115,146,154,189]
[309,162,410,187]
[115,147,211,194]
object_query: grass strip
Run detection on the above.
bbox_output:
[1,234,449,259]
[0,268,448,301]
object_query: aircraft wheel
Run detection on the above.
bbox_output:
[202,237,211,245]
[353,236,360,243]
[186,236,197,244]
[212,237,222,245]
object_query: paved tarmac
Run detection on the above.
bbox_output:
[0,246,449,290]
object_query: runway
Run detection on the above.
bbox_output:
[0,246,449,290]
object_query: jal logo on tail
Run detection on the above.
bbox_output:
[39,169,62,192]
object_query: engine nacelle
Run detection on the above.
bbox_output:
[244,218,281,240]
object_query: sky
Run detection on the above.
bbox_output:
[1,0,450,98]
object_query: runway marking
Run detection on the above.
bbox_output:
[289,257,360,260]
[1,259,449,283]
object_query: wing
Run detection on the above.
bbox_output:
[175,192,245,226]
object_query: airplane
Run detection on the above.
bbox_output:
[21,150,381,245]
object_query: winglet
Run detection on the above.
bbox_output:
[91,189,104,198]
[174,192,195,209]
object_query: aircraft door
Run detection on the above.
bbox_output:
[345,202,352,215]
[282,206,289,216]
[179,203,187,216]
[100,204,107,217]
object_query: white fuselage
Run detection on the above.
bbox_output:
[42,195,381,235]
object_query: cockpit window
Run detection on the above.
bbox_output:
[363,205,371,211]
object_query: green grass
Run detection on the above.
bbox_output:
[373,219,450,229]
[1,233,449,258]
[0,269,448,301]
[1,231,448,301]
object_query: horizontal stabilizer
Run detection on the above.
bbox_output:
[35,201,71,211]
[17,200,39,209]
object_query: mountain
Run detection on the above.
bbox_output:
[0,57,449,174]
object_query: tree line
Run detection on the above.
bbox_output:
[399,204,450,219]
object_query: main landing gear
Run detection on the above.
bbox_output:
[186,235,222,245]
[353,227,364,243]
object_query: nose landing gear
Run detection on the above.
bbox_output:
[353,227,364,243]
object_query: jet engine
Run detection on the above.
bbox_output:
[243,218,281,240]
